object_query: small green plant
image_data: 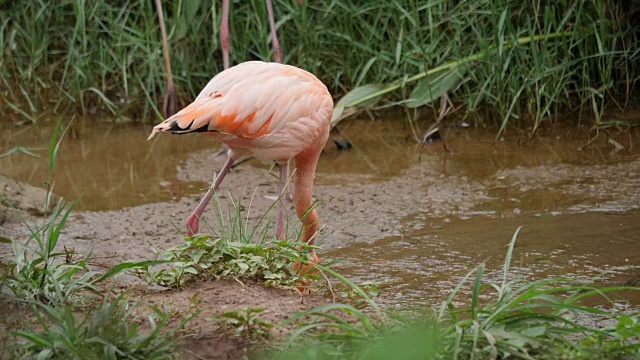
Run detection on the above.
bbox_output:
[552,314,640,360]
[7,294,196,360]
[136,234,309,288]
[137,194,317,289]
[323,280,381,310]
[1,199,100,305]
[215,307,273,340]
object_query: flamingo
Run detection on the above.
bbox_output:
[148,61,333,274]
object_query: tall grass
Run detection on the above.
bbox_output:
[1,1,638,131]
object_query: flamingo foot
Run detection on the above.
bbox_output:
[293,251,319,294]
[185,213,200,237]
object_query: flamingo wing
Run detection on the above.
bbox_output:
[147,62,331,142]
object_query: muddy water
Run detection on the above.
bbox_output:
[1,115,639,309]
[0,118,215,211]
[329,211,640,309]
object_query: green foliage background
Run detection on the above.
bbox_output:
[1,0,638,128]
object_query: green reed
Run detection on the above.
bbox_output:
[1,0,638,132]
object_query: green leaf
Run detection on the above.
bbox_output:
[36,348,53,360]
[93,260,173,284]
[14,330,53,347]
[332,84,389,122]
[618,315,634,327]
[0,146,40,159]
[521,325,546,337]
[0,236,13,244]
[183,0,201,21]
[406,68,464,108]
[236,262,249,273]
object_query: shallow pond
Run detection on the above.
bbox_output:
[1,114,639,308]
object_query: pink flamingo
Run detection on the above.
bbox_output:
[148,61,333,274]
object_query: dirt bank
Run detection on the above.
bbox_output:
[0,175,58,226]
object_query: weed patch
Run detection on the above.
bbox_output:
[6,294,195,360]
[214,307,273,341]
[135,194,318,289]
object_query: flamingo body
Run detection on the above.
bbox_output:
[149,61,332,161]
[148,62,332,278]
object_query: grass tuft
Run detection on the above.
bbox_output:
[7,294,195,360]
[136,193,317,289]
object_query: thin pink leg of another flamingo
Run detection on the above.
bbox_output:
[220,0,231,69]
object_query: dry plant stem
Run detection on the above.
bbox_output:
[276,160,289,240]
[154,0,176,117]
[266,0,283,63]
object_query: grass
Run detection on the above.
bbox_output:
[6,294,196,360]
[214,306,273,340]
[135,192,318,289]
[1,1,639,134]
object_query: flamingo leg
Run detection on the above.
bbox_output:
[220,0,231,69]
[291,142,325,294]
[186,155,235,236]
[265,0,283,63]
[276,160,289,240]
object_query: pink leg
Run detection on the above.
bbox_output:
[265,0,282,63]
[186,155,235,236]
[220,0,231,69]
[276,160,289,240]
